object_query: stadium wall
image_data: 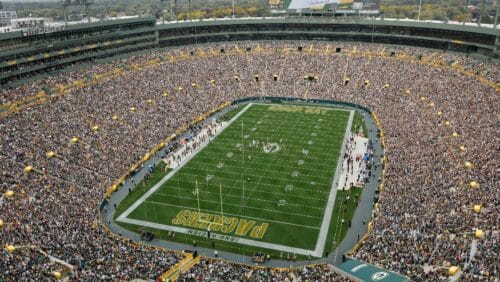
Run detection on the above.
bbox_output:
[0,17,158,88]
[157,19,498,58]
[0,17,498,88]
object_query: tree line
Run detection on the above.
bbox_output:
[3,0,497,23]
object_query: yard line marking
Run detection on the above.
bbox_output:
[194,144,342,160]
[139,201,320,230]
[220,127,345,139]
[241,131,281,210]
[147,194,322,219]
[158,180,330,201]
[201,130,339,143]
[117,103,254,222]
[116,103,352,257]
[187,159,334,175]
[174,170,331,191]
[183,163,332,179]
[176,171,332,187]
[154,191,325,211]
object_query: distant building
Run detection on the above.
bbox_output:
[269,0,284,9]
[11,18,46,29]
[0,10,17,27]
[68,14,88,21]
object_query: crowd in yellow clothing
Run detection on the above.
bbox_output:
[0,41,497,280]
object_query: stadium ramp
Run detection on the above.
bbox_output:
[158,253,201,282]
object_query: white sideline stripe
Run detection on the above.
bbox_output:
[137,201,320,229]
[313,109,354,257]
[118,217,319,256]
[117,103,253,222]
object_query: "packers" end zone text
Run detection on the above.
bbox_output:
[268,105,327,114]
[172,210,269,239]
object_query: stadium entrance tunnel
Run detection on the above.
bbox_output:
[102,97,386,268]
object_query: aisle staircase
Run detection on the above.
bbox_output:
[158,253,201,282]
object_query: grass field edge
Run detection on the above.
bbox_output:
[115,102,356,258]
[313,109,354,257]
[116,102,254,222]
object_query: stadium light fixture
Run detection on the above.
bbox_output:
[417,0,422,21]
[5,245,15,253]
[61,0,94,25]
[53,272,62,279]
[473,205,481,213]
[495,3,499,28]
[160,0,167,24]
[448,266,459,276]
[232,0,235,19]
[478,0,486,26]
[475,229,484,239]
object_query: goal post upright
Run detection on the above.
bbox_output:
[199,183,225,232]
[195,179,201,214]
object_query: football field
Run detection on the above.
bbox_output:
[116,103,354,257]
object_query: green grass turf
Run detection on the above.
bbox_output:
[115,103,362,258]
[218,104,247,122]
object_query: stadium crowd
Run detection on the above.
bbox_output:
[179,258,352,281]
[0,41,498,281]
